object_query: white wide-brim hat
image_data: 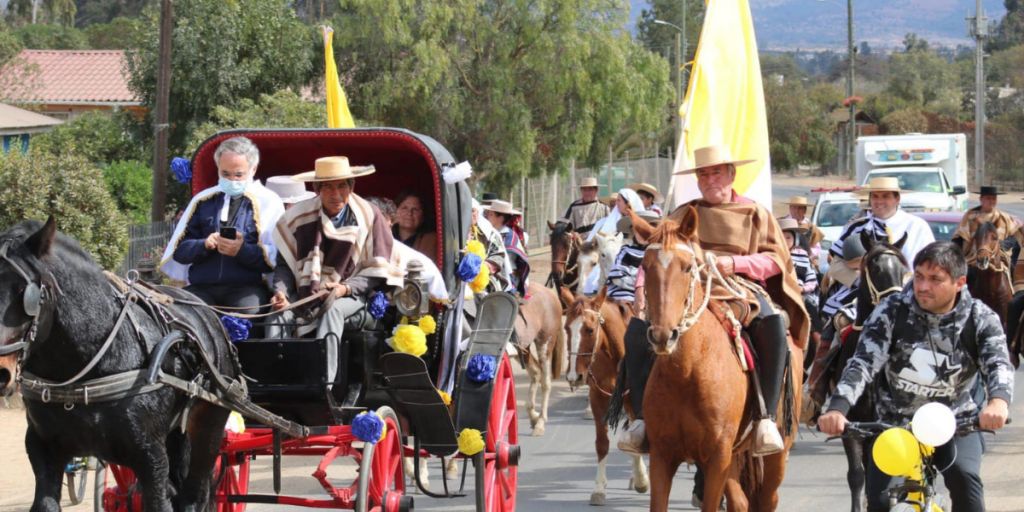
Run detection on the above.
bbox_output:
[579,177,606,189]
[782,196,815,209]
[292,156,375,183]
[853,177,913,198]
[483,200,522,216]
[266,175,317,204]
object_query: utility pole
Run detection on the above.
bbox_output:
[968,1,988,185]
[151,0,173,222]
[846,0,855,179]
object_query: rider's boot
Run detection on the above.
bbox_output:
[618,318,654,455]
[751,313,789,457]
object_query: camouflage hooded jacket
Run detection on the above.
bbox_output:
[827,284,1015,424]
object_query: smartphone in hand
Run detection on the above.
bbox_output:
[219,226,237,239]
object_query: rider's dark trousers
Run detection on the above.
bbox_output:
[865,431,986,512]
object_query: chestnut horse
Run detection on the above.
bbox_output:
[632,206,803,512]
[517,282,566,436]
[969,222,1013,341]
[560,286,648,506]
[547,221,583,292]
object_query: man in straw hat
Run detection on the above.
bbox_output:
[160,136,285,317]
[269,156,401,377]
[617,144,810,460]
[628,182,665,216]
[780,196,825,263]
[951,186,1023,268]
[559,176,609,239]
[829,176,934,265]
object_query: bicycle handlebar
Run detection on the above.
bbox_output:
[817,417,1011,442]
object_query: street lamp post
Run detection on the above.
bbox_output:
[816,0,855,177]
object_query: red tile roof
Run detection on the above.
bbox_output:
[0,50,140,104]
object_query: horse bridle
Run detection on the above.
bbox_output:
[645,242,713,335]
[863,248,907,306]
[551,231,582,287]
[0,240,53,356]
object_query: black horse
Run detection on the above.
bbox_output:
[0,218,236,512]
[827,230,908,512]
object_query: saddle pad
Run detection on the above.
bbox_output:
[453,292,519,436]
[378,353,458,456]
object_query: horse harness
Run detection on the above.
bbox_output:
[973,244,1014,291]
[0,240,61,358]
[549,231,582,288]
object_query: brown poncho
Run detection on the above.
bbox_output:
[673,196,810,349]
[273,193,402,300]
[953,207,1024,261]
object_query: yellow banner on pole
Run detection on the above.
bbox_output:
[324,27,355,129]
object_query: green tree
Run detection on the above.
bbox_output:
[881,108,928,135]
[84,17,142,49]
[333,0,672,193]
[126,0,313,154]
[760,53,808,82]
[76,0,155,27]
[0,23,24,64]
[31,111,147,164]
[987,0,1024,53]
[886,43,958,111]
[763,77,836,172]
[0,149,128,269]
[186,90,327,154]
[43,0,77,27]
[988,44,1024,90]
[14,23,90,49]
[635,0,705,102]
[102,160,153,224]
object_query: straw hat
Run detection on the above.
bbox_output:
[674,145,757,176]
[483,200,521,216]
[266,176,316,204]
[600,193,619,206]
[782,196,815,209]
[616,209,661,235]
[292,156,375,183]
[853,177,912,198]
[628,182,664,204]
[778,218,808,234]
[579,177,606,189]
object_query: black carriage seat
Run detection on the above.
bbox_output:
[379,292,518,456]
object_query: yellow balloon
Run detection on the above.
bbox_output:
[872,427,921,477]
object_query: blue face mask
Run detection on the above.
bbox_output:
[219,177,248,197]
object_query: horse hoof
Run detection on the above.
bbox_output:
[584,406,594,419]
[634,481,648,494]
[531,425,546,437]
[589,492,606,506]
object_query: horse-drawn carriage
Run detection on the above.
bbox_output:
[1,128,521,512]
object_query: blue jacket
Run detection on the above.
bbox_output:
[172,193,273,286]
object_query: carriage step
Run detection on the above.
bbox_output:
[378,353,459,456]
[453,293,519,436]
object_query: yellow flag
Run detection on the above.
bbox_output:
[671,0,772,208]
[323,27,355,129]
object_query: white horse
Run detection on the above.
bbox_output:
[578,232,623,295]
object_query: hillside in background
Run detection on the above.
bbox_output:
[629,0,1007,50]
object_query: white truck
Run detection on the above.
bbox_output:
[855,133,968,212]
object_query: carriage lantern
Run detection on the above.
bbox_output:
[395,260,430,318]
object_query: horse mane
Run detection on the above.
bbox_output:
[550,220,571,239]
[645,217,688,247]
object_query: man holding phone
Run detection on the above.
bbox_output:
[160,136,285,321]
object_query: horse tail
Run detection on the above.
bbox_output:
[738,451,763,511]
[551,319,566,379]
[604,360,628,432]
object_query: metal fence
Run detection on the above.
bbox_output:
[513,156,676,250]
[117,220,175,276]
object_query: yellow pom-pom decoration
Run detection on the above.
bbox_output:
[438,390,451,405]
[418,315,437,335]
[392,325,428,357]
[469,263,490,293]
[458,428,485,456]
[400,316,409,325]
[466,240,486,259]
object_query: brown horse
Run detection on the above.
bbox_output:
[969,221,1013,339]
[560,286,648,506]
[517,281,567,436]
[632,206,803,512]
[547,220,583,292]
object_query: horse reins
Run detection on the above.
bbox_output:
[863,249,907,307]
[974,245,1013,291]
[645,243,713,335]
[550,231,582,288]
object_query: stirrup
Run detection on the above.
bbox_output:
[752,419,785,457]
[617,419,649,455]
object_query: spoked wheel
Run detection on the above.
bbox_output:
[65,458,89,506]
[214,446,252,512]
[93,462,106,512]
[356,406,412,512]
[475,354,519,512]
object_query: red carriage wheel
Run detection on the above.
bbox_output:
[356,406,411,512]
[97,463,140,512]
[475,353,519,512]
[215,446,251,512]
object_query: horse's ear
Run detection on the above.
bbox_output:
[678,205,699,239]
[628,209,656,243]
[894,232,909,250]
[26,216,57,259]
[558,286,575,309]
[593,285,608,309]
[547,220,557,231]
[860,229,875,252]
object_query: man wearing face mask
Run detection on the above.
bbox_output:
[160,136,285,317]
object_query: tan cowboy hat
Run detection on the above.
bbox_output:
[628,182,664,204]
[292,156,375,183]
[674,145,757,176]
[778,218,809,234]
[579,177,606,189]
[483,200,522,216]
[600,193,619,206]
[782,196,815,209]
[616,209,661,235]
[853,177,912,198]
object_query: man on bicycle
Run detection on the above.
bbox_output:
[819,241,1015,512]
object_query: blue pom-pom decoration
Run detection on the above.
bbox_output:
[456,253,483,282]
[220,316,252,342]
[467,353,498,383]
[352,411,385,444]
[368,291,389,319]
[171,157,193,184]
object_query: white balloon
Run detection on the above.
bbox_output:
[911,402,956,447]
